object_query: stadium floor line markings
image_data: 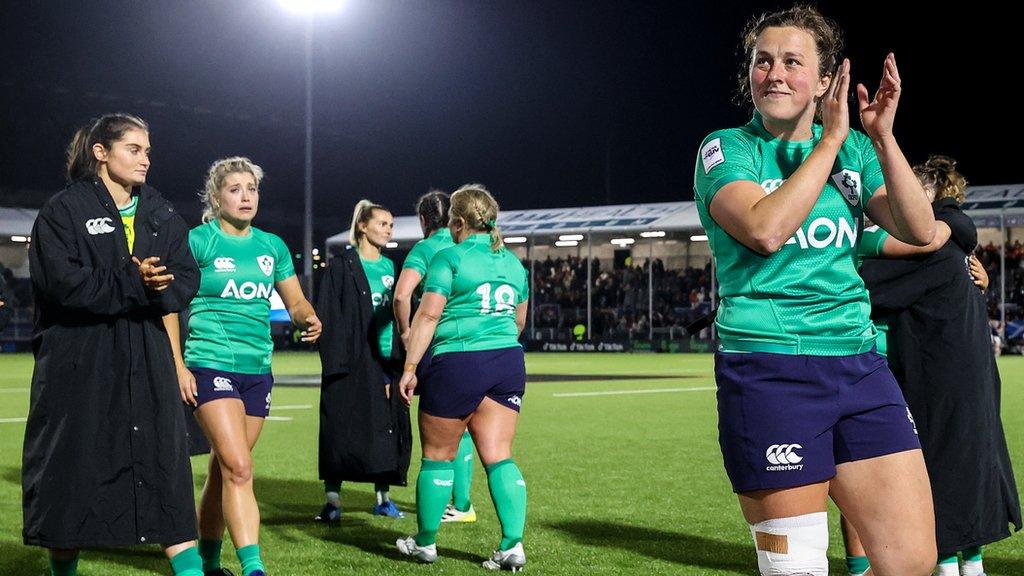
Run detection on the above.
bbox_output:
[0,388,29,393]
[552,386,716,397]
[269,404,312,411]
[1,417,27,423]
[266,416,293,422]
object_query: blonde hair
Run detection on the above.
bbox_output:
[914,155,967,204]
[200,156,265,223]
[349,199,390,246]
[450,184,502,251]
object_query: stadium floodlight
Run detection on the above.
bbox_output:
[610,238,635,246]
[640,231,666,238]
[277,0,346,13]
[503,237,528,244]
[11,235,30,243]
[277,1,347,298]
[558,234,584,241]
[555,240,579,247]
[690,234,709,242]
[385,242,398,248]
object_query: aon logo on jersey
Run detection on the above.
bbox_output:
[371,292,391,308]
[475,283,517,316]
[785,217,859,250]
[221,279,273,300]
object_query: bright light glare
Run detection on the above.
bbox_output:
[277,0,346,14]
[385,242,398,249]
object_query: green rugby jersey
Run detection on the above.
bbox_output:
[857,224,891,357]
[403,228,454,298]
[360,254,396,359]
[184,220,296,374]
[423,233,529,356]
[118,195,138,253]
[694,113,885,356]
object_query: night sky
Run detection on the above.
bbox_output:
[0,1,1013,250]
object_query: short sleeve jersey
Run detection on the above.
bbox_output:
[693,113,885,356]
[184,220,296,374]
[403,228,455,298]
[423,233,529,356]
[360,254,396,359]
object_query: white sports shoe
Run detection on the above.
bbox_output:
[482,542,526,572]
[396,536,438,563]
[441,504,477,523]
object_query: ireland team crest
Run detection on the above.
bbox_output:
[831,169,862,207]
[382,275,395,289]
[257,255,275,277]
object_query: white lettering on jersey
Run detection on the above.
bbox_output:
[221,278,273,300]
[831,169,862,207]
[214,257,236,272]
[784,217,858,250]
[257,255,275,277]
[701,138,725,174]
[86,217,116,235]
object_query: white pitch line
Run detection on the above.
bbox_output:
[265,416,293,422]
[553,386,716,398]
[0,388,29,394]
[269,404,312,411]
[0,417,27,423]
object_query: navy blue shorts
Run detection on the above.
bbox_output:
[419,346,526,419]
[192,367,274,418]
[715,349,920,493]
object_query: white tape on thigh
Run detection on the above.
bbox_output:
[748,512,829,576]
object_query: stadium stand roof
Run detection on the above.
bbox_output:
[326,186,1024,249]
[327,201,706,248]
[0,207,38,238]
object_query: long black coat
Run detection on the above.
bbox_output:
[861,198,1021,554]
[316,247,411,485]
[22,180,200,549]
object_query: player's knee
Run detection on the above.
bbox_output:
[218,453,253,487]
[748,512,829,576]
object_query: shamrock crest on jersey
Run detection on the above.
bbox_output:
[257,255,275,277]
[831,169,862,207]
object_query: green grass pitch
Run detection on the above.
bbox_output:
[1,352,1021,575]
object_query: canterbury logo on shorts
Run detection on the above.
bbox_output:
[765,443,805,472]
[86,217,115,235]
[213,377,233,392]
[432,479,454,487]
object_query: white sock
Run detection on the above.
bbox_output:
[936,560,959,576]
[962,558,984,576]
[376,490,389,505]
[326,491,340,507]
